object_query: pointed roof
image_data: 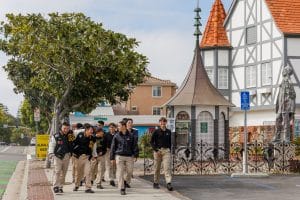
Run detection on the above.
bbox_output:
[165,44,233,106]
[265,0,300,35]
[200,0,230,48]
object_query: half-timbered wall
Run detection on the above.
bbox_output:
[225,0,285,126]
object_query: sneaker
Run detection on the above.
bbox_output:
[85,189,95,193]
[110,180,116,187]
[73,186,79,191]
[97,184,104,189]
[153,183,160,189]
[53,187,59,193]
[59,188,63,193]
[124,181,131,188]
[166,183,173,191]
[120,189,126,195]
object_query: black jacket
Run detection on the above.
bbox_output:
[94,136,107,156]
[53,131,74,159]
[150,128,172,151]
[72,132,95,158]
[105,132,116,149]
[110,131,139,160]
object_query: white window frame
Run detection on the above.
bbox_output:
[218,68,228,89]
[246,65,257,88]
[246,26,257,45]
[261,62,272,86]
[131,106,137,111]
[205,68,214,84]
[152,106,161,115]
[152,86,162,97]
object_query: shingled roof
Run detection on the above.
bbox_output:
[265,0,300,35]
[140,76,177,87]
[200,0,230,48]
[165,43,233,106]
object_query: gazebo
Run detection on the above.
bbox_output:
[164,3,234,158]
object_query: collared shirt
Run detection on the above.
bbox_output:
[150,128,172,151]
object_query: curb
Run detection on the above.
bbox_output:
[136,176,191,200]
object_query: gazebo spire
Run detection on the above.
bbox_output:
[194,0,202,43]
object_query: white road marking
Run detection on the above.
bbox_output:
[0,146,11,153]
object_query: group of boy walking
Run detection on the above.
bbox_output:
[48,117,173,195]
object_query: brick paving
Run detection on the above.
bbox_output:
[27,160,54,200]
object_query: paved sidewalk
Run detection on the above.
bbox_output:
[27,160,54,200]
[44,161,184,200]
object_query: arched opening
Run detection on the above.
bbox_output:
[196,111,214,144]
[175,111,190,146]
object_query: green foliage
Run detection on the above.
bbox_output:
[0,13,149,133]
[293,137,300,156]
[139,132,153,159]
[10,128,34,145]
[0,103,17,143]
[20,99,49,133]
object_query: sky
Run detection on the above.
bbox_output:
[0,0,232,116]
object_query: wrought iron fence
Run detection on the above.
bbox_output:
[143,140,299,175]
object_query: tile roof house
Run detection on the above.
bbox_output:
[200,0,300,140]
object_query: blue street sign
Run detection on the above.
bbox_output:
[241,91,250,110]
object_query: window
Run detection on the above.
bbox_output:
[131,106,137,111]
[206,68,214,84]
[246,65,257,88]
[200,122,208,133]
[261,63,272,86]
[218,68,228,89]
[152,86,162,97]
[246,26,257,45]
[152,107,161,115]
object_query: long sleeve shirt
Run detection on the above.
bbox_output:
[150,128,172,152]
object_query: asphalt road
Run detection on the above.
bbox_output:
[0,146,26,161]
[141,174,300,200]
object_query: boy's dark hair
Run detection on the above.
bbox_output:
[159,117,167,122]
[108,122,116,127]
[62,121,70,127]
[127,118,133,123]
[76,123,83,129]
[84,123,92,130]
[119,120,127,127]
[97,121,105,126]
[122,118,128,123]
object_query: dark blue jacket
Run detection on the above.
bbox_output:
[110,130,139,160]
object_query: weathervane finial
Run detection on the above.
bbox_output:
[194,0,202,43]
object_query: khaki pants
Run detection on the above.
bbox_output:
[116,155,134,190]
[90,158,98,181]
[153,148,172,184]
[74,154,92,189]
[53,153,70,188]
[105,149,116,181]
[124,157,134,184]
[94,155,106,184]
[71,156,76,182]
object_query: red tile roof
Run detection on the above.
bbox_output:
[265,0,300,35]
[140,76,177,87]
[200,0,230,48]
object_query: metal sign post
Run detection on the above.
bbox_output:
[241,91,250,174]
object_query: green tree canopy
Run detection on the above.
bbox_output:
[0,13,148,134]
